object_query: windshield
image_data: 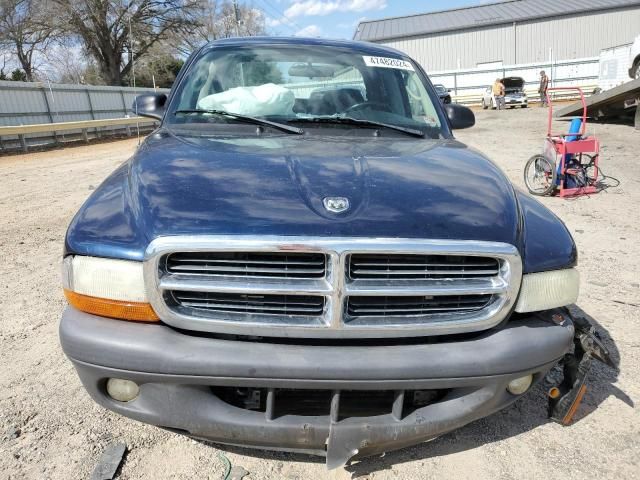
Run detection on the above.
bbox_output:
[168,44,445,138]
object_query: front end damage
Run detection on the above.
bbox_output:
[547,313,617,425]
[60,305,615,470]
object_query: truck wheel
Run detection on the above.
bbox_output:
[482,99,488,110]
[635,105,640,130]
[524,155,556,196]
[521,105,527,108]
[633,61,640,80]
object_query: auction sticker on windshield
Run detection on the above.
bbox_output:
[363,56,414,71]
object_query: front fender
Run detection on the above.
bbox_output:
[516,190,577,273]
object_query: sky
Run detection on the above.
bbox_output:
[256,0,489,39]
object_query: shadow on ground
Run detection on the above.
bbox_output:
[199,306,631,478]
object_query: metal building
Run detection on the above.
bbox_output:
[354,0,640,72]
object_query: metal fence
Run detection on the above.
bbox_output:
[0,81,169,151]
[430,57,600,105]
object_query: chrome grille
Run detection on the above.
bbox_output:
[145,236,522,339]
[346,294,494,317]
[170,291,325,316]
[348,254,500,280]
[166,252,326,279]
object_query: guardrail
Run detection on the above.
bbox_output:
[0,116,158,152]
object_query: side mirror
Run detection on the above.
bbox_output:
[132,93,167,120]
[444,103,475,129]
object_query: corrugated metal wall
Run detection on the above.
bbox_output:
[379,7,640,71]
[385,24,516,71]
[0,81,169,150]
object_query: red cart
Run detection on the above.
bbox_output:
[524,87,600,197]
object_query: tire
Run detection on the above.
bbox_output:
[482,99,488,110]
[521,105,527,108]
[524,154,556,196]
[491,98,496,110]
[633,61,640,80]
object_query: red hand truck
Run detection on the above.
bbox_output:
[524,87,600,197]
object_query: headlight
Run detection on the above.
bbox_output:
[62,255,158,321]
[514,268,579,313]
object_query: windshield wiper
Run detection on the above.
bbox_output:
[174,109,304,135]
[290,116,425,138]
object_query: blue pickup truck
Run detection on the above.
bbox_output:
[59,37,612,469]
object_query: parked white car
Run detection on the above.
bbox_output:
[482,77,528,109]
[629,34,640,79]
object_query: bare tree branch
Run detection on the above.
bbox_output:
[175,1,266,57]
[52,0,203,85]
[0,0,63,81]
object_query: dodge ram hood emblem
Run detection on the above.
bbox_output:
[323,196,350,213]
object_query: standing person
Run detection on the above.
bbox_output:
[492,78,505,110]
[539,70,550,107]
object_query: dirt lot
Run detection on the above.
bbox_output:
[1,107,639,480]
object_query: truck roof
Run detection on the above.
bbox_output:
[202,36,407,58]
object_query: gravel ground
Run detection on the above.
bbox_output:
[0,107,639,480]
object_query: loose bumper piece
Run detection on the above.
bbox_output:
[548,313,617,425]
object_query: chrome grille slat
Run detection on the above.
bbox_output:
[144,236,522,338]
[182,302,324,314]
[175,295,323,307]
[169,265,325,275]
[350,306,487,314]
[347,297,492,307]
[171,258,324,266]
[350,262,497,267]
[349,269,499,276]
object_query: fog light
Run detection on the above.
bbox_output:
[106,378,139,402]
[506,374,533,395]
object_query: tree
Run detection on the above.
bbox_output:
[177,0,266,56]
[0,0,62,81]
[10,67,26,81]
[45,44,105,84]
[132,50,183,88]
[53,0,202,86]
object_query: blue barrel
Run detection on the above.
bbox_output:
[557,118,582,185]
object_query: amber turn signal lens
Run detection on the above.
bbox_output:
[561,385,587,426]
[64,289,159,322]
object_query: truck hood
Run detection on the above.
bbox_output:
[122,130,520,245]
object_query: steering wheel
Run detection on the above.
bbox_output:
[343,101,391,114]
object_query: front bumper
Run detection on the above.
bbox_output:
[505,97,528,106]
[60,308,574,468]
